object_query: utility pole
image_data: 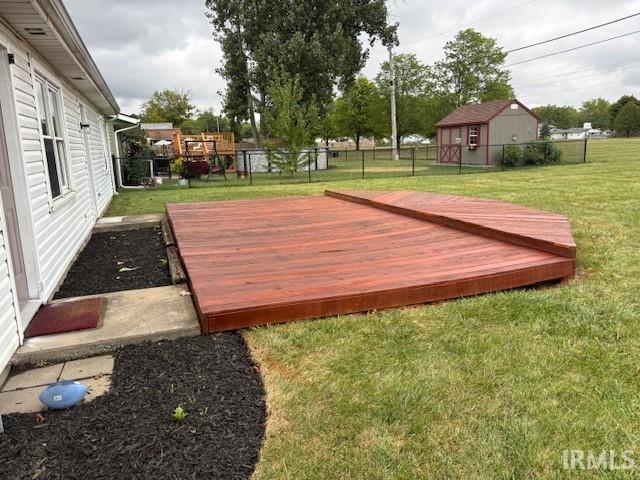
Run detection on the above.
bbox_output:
[388,45,399,161]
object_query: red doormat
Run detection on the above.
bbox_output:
[25,297,106,338]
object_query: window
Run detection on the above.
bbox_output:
[35,77,69,200]
[468,125,479,147]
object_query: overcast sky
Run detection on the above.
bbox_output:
[64,0,640,115]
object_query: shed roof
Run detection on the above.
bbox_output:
[436,99,540,127]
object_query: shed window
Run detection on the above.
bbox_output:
[35,77,69,200]
[468,125,479,146]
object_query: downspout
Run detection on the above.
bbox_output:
[112,123,144,189]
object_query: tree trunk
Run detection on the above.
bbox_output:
[355,135,360,151]
[247,92,260,147]
[236,22,261,148]
[396,133,402,158]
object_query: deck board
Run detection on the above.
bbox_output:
[166,192,576,333]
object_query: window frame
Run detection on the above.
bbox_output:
[468,125,480,147]
[34,74,71,204]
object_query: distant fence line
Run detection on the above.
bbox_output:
[115,138,588,188]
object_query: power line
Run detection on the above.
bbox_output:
[399,0,536,47]
[512,63,640,89]
[517,75,640,100]
[506,12,640,53]
[505,30,640,67]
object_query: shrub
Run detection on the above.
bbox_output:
[502,144,523,167]
[123,158,147,185]
[523,141,563,166]
[172,157,184,175]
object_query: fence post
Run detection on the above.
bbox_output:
[361,149,365,179]
[412,147,415,176]
[345,149,348,163]
[314,148,318,170]
[583,136,588,163]
[502,144,505,171]
[248,153,252,185]
[373,147,376,161]
[242,150,247,178]
[544,142,548,164]
[459,146,462,175]
[308,151,312,183]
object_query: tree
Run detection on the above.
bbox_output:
[140,89,194,126]
[539,123,551,140]
[532,105,580,129]
[579,98,611,130]
[262,73,319,175]
[205,0,396,146]
[375,54,437,147]
[317,99,338,147]
[609,95,640,127]
[614,101,640,137]
[433,29,512,107]
[331,77,385,150]
[180,109,230,134]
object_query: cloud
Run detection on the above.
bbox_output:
[65,0,640,113]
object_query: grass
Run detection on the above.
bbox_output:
[108,138,640,478]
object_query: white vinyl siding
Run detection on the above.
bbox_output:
[1,24,115,306]
[0,218,19,373]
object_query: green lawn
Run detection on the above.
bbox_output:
[108,138,640,478]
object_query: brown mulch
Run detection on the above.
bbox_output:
[0,334,267,479]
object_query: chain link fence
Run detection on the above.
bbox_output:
[115,139,588,188]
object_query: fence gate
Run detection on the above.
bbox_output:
[440,144,461,163]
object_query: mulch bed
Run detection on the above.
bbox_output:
[54,227,172,299]
[0,334,267,479]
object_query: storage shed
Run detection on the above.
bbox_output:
[435,99,541,165]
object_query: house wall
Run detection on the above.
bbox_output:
[0,213,19,372]
[0,24,114,333]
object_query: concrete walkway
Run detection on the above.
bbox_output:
[13,285,200,366]
[94,213,165,232]
[0,355,114,414]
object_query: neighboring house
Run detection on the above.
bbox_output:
[0,1,121,373]
[141,122,180,143]
[550,127,588,140]
[141,122,180,157]
[435,99,541,165]
[549,123,607,140]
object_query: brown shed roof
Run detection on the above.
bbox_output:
[436,99,540,127]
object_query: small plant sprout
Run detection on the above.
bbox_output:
[172,405,187,422]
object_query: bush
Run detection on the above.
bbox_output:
[502,145,523,167]
[523,141,563,166]
[172,157,184,175]
[123,158,147,185]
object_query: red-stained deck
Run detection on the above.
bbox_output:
[166,191,576,333]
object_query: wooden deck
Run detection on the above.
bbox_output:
[166,191,576,333]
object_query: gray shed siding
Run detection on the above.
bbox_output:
[487,104,538,164]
